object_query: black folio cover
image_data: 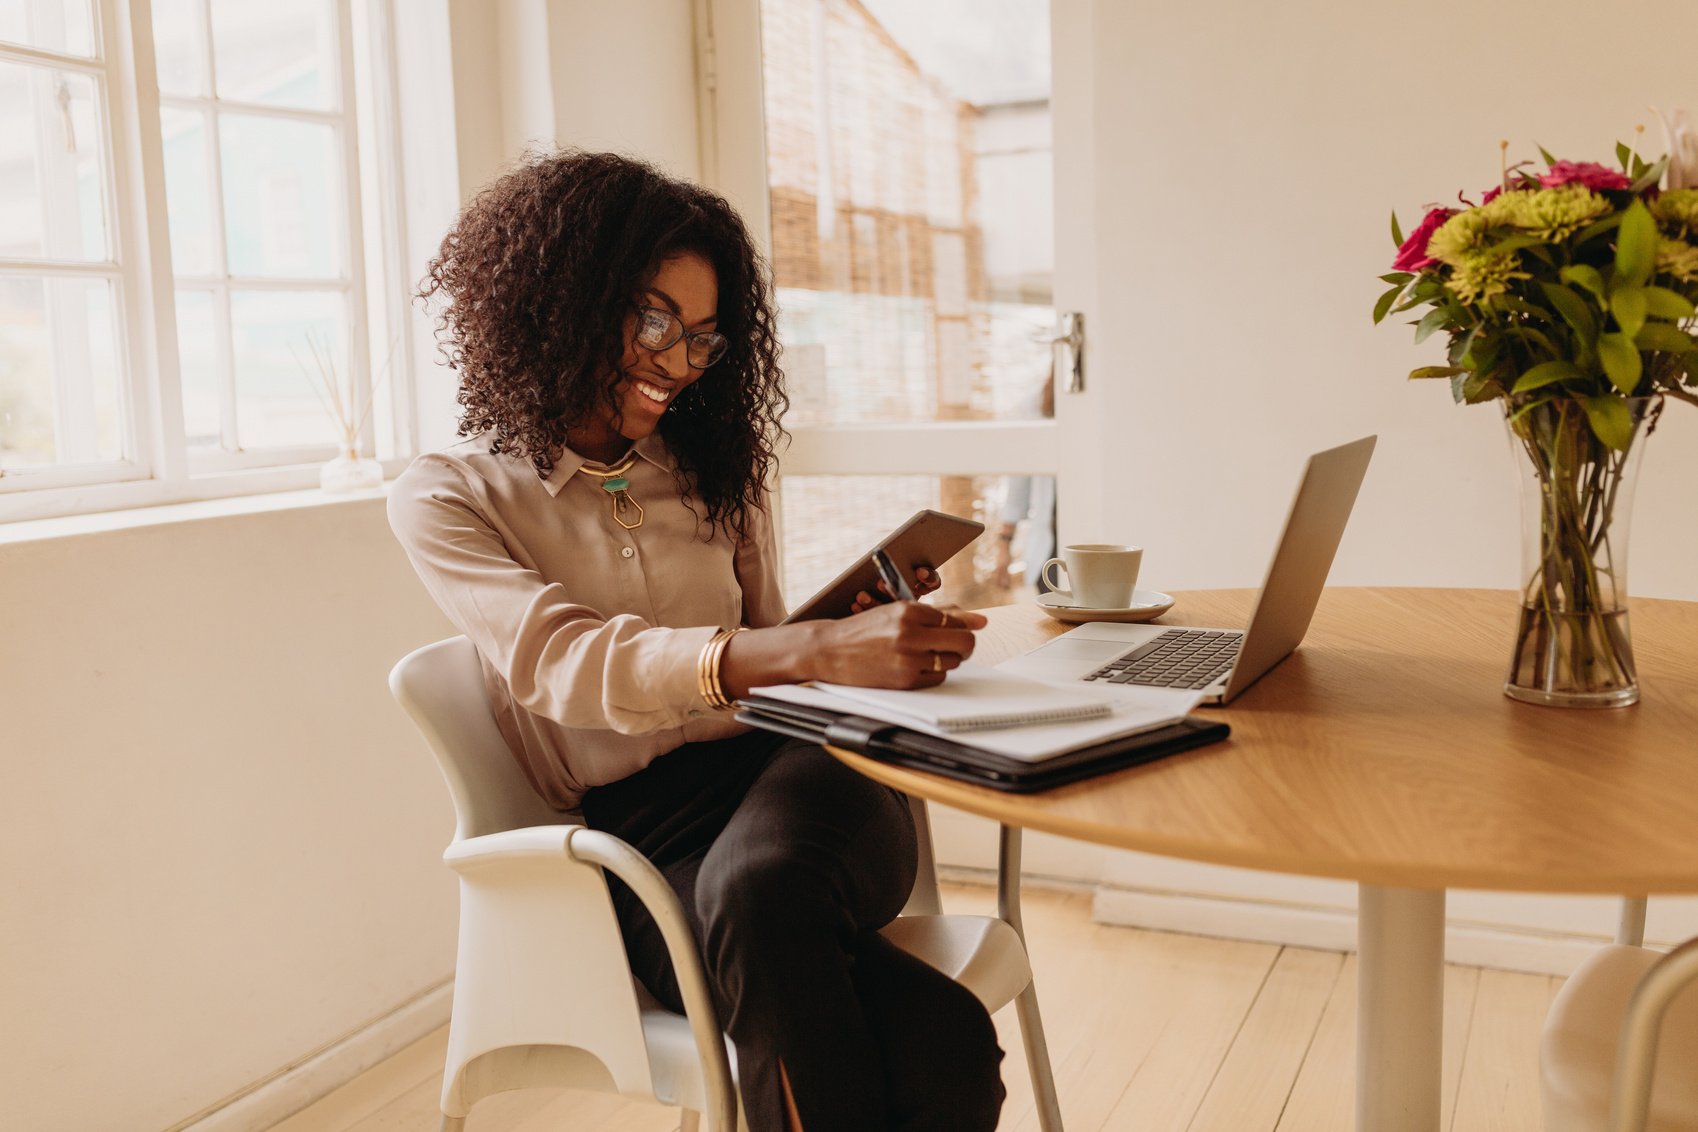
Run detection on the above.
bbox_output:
[734,696,1230,793]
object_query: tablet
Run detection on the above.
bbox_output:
[781,509,985,623]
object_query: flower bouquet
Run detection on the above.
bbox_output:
[1375,114,1698,706]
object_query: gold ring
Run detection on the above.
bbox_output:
[931,652,943,672]
[938,610,952,628]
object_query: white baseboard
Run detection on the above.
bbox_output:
[1090,886,1621,977]
[165,980,454,1132]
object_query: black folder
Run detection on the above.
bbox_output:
[735,696,1230,793]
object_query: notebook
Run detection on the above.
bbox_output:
[814,664,1111,732]
[736,686,1227,793]
[753,675,1199,759]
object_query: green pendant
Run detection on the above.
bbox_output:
[601,477,629,493]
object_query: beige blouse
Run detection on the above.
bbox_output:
[387,429,787,810]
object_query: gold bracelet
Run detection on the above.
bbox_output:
[697,627,747,712]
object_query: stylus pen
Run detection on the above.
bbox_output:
[871,548,916,602]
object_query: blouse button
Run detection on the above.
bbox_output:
[688,709,704,719]
[620,546,635,559]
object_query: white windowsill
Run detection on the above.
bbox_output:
[0,462,406,547]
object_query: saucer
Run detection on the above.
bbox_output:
[1035,589,1175,624]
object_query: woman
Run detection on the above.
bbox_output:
[388,150,1006,1131]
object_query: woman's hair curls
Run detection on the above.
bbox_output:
[419,149,787,540]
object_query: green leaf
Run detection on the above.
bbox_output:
[1538,144,1558,166]
[1615,199,1658,287]
[1373,284,1403,325]
[1483,234,1545,255]
[1391,211,1405,249]
[1611,285,1648,339]
[1507,396,1554,425]
[1408,365,1469,380]
[1448,322,1481,367]
[1635,322,1698,352]
[1539,282,1598,345]
[1379,272,1414,285]
[1560,264,1607,303]
[1597,331,1643,393]
[1413,306,1451,344]
[1617,140,1633,169]
[1629,155,1670,195]
[1644,286,1696,320]
[1574,213,1625,246]
[1461,372,1502,404]
[1512,359,1584,393]
[1583,395,1635,450]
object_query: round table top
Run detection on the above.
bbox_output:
[827,587,1698,894]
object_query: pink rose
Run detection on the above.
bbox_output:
[1481,185,1503,204]
[1539,161,1631,191]
[1393,207,1456,272]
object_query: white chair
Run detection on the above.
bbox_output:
[389,635,1065,1132]
[1542,899,1698,1132]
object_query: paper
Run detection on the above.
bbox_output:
[749,679,1203,764]
[814,663,1111,731]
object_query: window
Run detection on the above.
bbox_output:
[0,0,408,520]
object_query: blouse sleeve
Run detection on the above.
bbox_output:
[734,489,789,629]
[387,457,720,735]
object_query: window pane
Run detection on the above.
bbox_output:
[0,274,123,471]
[174,288,219,445]
[229,288,345,449]
[0,0,95,58]
[151,0,209,97]
[760,0,1054,427]
[778,474,1031,612]
[0,62,109,261]
[209,0,336,110]
[219,113,341,278]
[159,107,213,275]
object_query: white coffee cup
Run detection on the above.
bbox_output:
[1041,543,1143,608]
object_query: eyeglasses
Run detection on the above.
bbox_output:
[632,304,729,369]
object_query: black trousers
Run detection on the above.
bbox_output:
[581,729,1006,1132]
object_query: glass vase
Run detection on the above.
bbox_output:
[1502,398,1651,708]
[320,445,384,493]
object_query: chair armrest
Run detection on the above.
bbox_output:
[1611,935,1698,1132]
[441,824,582,870]
[566,828,738,1132]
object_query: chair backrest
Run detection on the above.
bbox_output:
[389,636,562,842]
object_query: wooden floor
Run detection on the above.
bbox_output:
[269,883,1557,1132]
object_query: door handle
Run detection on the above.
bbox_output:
[1051,311,1084,394]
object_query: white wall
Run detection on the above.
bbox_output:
[0,497,458,1132]
[1061,0,1698,603]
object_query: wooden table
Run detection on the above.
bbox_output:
[828,588,1698,1132]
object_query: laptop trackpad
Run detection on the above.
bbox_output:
[1029,638,1129,662]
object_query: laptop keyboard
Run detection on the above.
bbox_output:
[1082,629,1243,690]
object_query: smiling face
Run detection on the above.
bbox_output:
[566,250,720,463]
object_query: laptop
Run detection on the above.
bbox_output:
[999,435,1376,705]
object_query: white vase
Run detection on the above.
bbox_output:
[320,447,384,492]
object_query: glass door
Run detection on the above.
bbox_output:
[708,0,1062,610]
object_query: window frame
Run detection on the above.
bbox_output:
[0,0,415,524]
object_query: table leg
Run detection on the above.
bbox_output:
[1357,884,1446,1132]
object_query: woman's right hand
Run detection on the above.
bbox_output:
[811,600,988,689]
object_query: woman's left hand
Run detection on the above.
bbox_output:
[850,566,942,614]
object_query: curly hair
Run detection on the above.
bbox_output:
[419,150,788,541]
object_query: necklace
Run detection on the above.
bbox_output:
[577,452,644,530]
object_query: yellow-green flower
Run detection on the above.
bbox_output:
[1479,189,1537,227]
[1445,249,1526,304]
[1651,188,1698,231]
[1426,208,1491,265]
[1490,184,1611,241]
[1655,236,1698,281]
